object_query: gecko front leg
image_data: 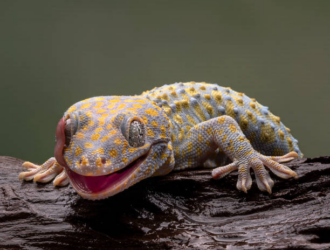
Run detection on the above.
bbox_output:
[19,157,69,186]
[175,115,298,194]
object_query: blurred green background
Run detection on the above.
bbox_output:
[0,1,329,163]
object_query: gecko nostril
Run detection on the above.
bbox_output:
[101,157,106,164]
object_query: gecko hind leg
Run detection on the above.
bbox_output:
[19,157,69,186]
[203,148,231,168]
[182,115,299,194]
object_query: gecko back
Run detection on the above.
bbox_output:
[142,82,302,158]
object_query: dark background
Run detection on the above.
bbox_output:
[1,1,329,163]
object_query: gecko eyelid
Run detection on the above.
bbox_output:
[128,120,145,147]
[64,118,77,147]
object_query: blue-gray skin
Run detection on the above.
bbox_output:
[19,82,301,200]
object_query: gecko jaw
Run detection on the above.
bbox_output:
[64,153,148,200]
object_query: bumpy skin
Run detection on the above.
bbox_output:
[19,82,302,200]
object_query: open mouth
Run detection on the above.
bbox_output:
[64,154,147,195]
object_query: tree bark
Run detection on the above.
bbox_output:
[1,156,330,250]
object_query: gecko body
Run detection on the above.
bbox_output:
[19,82,301,200]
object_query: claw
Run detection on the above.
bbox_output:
[22,161,39,171]
[250,158,275,194]
[260,156,298,180]
[19,168,43,181]
[269,152,299,163]
[240,178,248,193]
[255,172,273,194]
[236,164,252,193]
[263,180,272,194]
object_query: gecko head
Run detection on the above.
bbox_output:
[55,96,174,200]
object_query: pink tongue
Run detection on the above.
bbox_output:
[66,160,140,193]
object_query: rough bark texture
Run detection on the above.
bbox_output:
[1,156,330,250]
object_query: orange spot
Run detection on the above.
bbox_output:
[151,121,158,127]
[109,149,118,158]
[278,130,285,140]
[128,147,138,153]
[204,94,211,100]
[95,127,103,133]
[75,147,83,156]
[229,124,237,133]
[118,103,126,109]
[80,155,89,166]
[114,138,122,145]
[160,125,167,139]
[133,104,143,108]
[217,117,226,124]
[94,97,105,101]
[108,130,117,136]
[75,132,84,139]
[96,109,107,114]
[108,99,121,103]
[174,114,183,124]
[142,115,148,124]
[249,103,256,109]
[91,133,100,141]
[92,148,105,155]
[80,103,92,109]
[145,108,159,116]
[101,136,109,142]
[135,99,147,104]
[147,128,155,137]
[67,106,76,113]
[96,157,103,167]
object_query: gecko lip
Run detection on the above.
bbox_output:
[64,153,148,195]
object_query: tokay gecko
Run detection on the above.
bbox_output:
[19,82,302,200]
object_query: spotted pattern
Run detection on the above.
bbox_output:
[142,82,302,168]
[63,96,173,183]
[21,82,302,200]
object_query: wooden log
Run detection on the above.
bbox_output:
[1,156,330,249]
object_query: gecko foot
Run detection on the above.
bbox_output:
[19,157,69,186]
[211,152,299,194]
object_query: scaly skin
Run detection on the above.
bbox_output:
[19,82,302,200]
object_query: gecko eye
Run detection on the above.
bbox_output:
[128,120,145,147]
[64,118,77,147]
